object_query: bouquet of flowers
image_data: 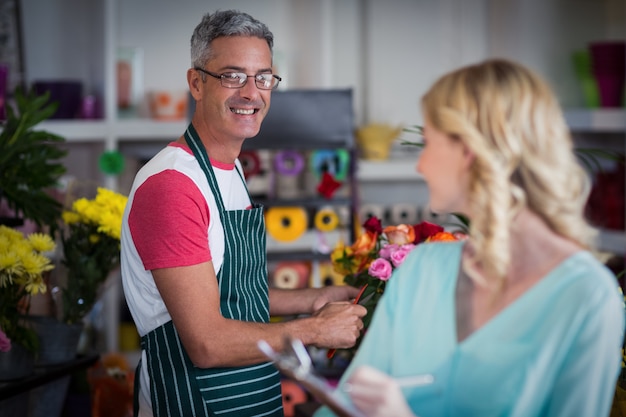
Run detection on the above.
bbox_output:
[59,187,128,324]
[0,225,56,353]
[331,216,462,352]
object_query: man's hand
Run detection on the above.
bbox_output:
[309,301,366,348]
[311,285,362,312]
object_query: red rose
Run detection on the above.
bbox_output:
[413,221,444,243]
[362,216,383,234]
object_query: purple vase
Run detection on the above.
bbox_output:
[589,41,626,107]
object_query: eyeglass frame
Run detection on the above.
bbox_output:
[194,67,282,90]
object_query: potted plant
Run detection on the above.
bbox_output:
[59,187,128,325]
[0,87,68,372]
[0,87,67,231]
[0,225,56,379]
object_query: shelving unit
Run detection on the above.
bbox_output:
[242,89,357,274]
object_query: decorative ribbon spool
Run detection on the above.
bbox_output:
[273,150,305,199]
[389,203,419,225]
[309,149,350,181]
[273,262,310,289]
[238,150,261,178]
[281,379,308,417]
[317,262,345,287]
[274,150,305,176]
[265,207,308,242]
[314,207,340,232]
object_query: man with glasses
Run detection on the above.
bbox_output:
[121,10,366,417]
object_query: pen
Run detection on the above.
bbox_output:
[342,374,434,393]
[394,374,435,387]
[327,284,369,359]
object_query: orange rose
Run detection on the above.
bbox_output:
[383,224,416,245]
[351,230,378,255]
[426,231,457,242]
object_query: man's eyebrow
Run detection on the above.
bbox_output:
[217,65,274,73]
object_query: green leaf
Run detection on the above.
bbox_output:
[0,86,67,229]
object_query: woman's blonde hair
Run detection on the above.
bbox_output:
[421,59,596,284]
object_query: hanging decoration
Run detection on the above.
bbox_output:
[98,150,125,175]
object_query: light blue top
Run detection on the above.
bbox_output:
[315,241,624,417]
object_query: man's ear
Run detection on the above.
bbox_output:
[187,68,203,101]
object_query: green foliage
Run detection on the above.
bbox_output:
[0,87,67,229]
[61,222,121,324]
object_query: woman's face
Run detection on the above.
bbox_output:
[416,118,472,216]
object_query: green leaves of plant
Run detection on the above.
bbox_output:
[0,87,67,229]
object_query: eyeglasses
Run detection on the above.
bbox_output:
[195,67,282,90]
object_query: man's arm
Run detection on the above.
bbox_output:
[152,261,366,369]
[268,285,362,316]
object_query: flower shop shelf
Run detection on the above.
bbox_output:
[564,109,626,133]
[256,197,352,209]
[357,158,424,182]
[0,354,99,401]
[598,229,626,256]
[39,119,186,142]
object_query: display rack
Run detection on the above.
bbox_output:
[241,89,357,287]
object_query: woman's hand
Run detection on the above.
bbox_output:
[345,366,416,417]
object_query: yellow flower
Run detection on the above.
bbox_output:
[62,211,82,225]
[20,251,53,277]
[27,233,56,253]
[331,243,358,276]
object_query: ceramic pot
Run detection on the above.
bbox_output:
[29,316,83,366]
[0,342,35,380]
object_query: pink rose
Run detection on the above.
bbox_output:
[378,243,399,260]
[0,328,11,353]
[369,258,393,281]
[390,244,416,267]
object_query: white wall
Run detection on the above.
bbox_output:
[19,0,624,125]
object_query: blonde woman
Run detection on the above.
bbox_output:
[315,59,624,417]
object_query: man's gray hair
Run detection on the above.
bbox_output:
[190,10,274,68]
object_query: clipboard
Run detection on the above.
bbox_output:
[258,337,365,417]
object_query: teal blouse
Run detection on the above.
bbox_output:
[315,241,624,417]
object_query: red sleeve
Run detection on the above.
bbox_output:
[128,170,212,270]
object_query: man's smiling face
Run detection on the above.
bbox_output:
[198,36,274,142]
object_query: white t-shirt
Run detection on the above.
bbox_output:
[120,142,251,416]
[121,142,251,336]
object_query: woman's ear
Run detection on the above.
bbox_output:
[461,143,476,169]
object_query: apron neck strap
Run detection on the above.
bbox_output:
[184,123,227,213]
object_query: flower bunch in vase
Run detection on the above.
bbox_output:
[331,216,464,354]
[60,187,128,325]
[0,225,56,353]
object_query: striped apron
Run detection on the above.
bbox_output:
[134,124,283,417]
